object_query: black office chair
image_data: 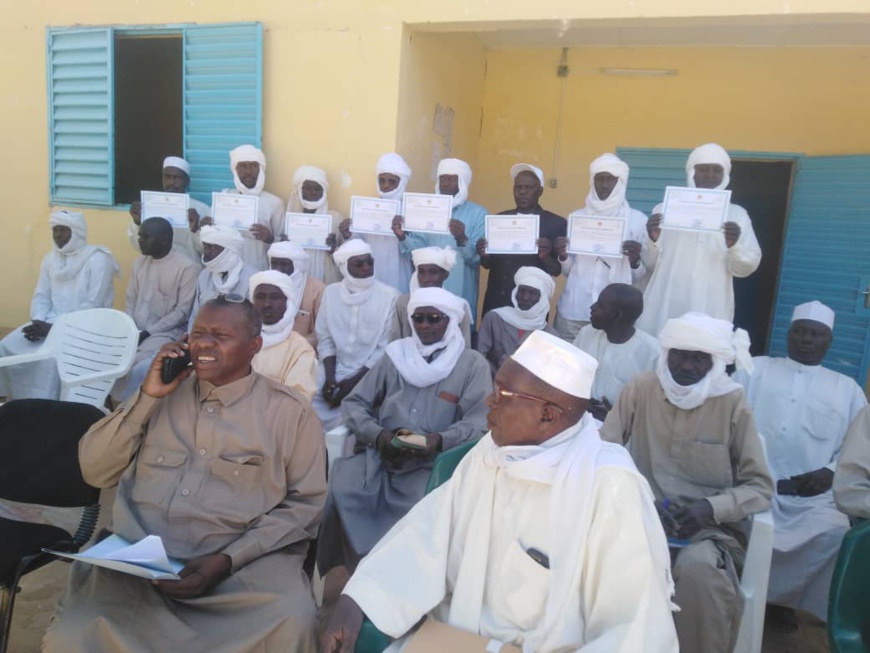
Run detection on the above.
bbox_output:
[0,399,105,653]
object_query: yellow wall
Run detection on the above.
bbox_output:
[473,46,870,218]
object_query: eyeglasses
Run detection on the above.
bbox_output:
[218,293,246,303]
[411,313,446,325]
[492,383,564,413]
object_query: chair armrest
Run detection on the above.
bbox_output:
[325,424,351,480]
[0,344,54,369]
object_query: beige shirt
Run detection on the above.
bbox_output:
[79,372,326,571]
[600,372,773,524]
[834,405,870,520]
[252,332,318,400]
[293,276,325,350]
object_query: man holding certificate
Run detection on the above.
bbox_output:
[127,156,210,264]
[396,158,488,328]
[477,163,565,316]
[553,153,650,341]
[638,143,761,337]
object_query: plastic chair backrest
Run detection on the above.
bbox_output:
[828,518,870,653]
[733,509,774,653]
[49,309,139,409]
[424,439,479,495]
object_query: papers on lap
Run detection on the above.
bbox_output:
[405,619,521,653]
[44,534,183,580]
[141,191,190,229]
[485,215,539,255]
[351,196,400,236]
[661,186,731,232]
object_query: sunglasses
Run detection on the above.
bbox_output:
[492,383,565,413]
[411,313,447,325]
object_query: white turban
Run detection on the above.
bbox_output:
[435,158,473,207]
[792,300,835,330]
[163,156,190,175]
[200,225,245,292]
[385,287,468,388]
[511,163,545,187]
[249,269,300,349]
[333,239,374,296]
[585,153,631,217]
[656,312,751,410]
[200,225,244,254]
[268,241,310,302]
[408,246,457,292]
[230,144,266,195]
[49,210,88,254]
[511,330,598,399]
[686,143,731,190]
[376,153,412,201]
[292,165,329,212]
[493,266,556,332]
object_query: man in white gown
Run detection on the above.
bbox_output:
[321,330,678,653]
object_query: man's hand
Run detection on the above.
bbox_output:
[330,371,366,407]
[646,214,663,243]
[537,237,553,261]
[138,330,151,346]
[655,501,680,538]
[588,397,612,422]
[671,499,714,539]
[327,233,338,254]
[339,218,353,240]
[141,339,193,399]
[199,216,214,228]
[476,238,488,258]
[249,223,273,244]
[723,221,741,248]
[129,201,143,226]
[154,553,232,599]
[22,320,52,342]
[419,433,443,459]
[449,219,467,247]
[375,429,407,463]
[391,215,406,241]
[554,236,569,261]
[188,209,201,233]
[319,594,364,653]
[791,467,834,497]
[622,240,642,269]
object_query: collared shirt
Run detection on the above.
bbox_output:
[79,372,326,571]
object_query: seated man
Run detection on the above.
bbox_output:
[44,296,326,652]
[572,283,658,421]
[834,405,870,521]
[0,210,118,400]
[285,165,343,284]
[318,287,491,575]
[734,300,866,628]
[321,330,678,653]
[391,246,471,346]
[190,225,257,329]
[127,155,210,264]
[601,312,774,653]
[113,218,200,402]
[250,270,317,401]
[314,240,399,429]
[269,241,325,349]
[477,266,557,377]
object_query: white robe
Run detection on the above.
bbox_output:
[344,419,678,653]
[126,196,210,265]
[360,233,412,294]
[735,356,867,619]
[219,189,285,272]
[638,203,761,337]
[572,326,659,405]
[0,246,118,400]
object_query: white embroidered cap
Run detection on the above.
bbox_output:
[792,301,835,330]
[510,330,598,399]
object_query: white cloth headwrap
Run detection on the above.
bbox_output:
[492,266,556,331]
[409,246,457,293]
[656,311,751,410]
[163,156,190,175]
[48,210,119,283]
[376,153,412,201]
[333,239,374,300]
[385,287,467,388]
[792,300,835,330]
[49,210,88,255]
[268,241,310,301]
[291,165,329,211]
[435,158,472,208]
[584,153,631,217]
[249,270,300,349]
[686,143,731,190]
[510,163,545,186]
[200,226,245,293]
[230,144,266,195]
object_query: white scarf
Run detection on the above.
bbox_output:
[492,266,555,331]
[48,211,118,283]
[434,158,472,208]
[290,165,330,211]
[655,356,741,411]
[249,270,300,349]
[583,153,631,218]
[204,248,244,294]
[268,241,310,303]
[376,152,412,201]
[230,144,267,196]
[686,143,732,190]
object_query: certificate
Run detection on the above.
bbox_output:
[402,192,452,234]
[211,192,259,231]
[141,191,189,229]
[662,186,731,232]
[485,215,539,255]
[567,213,626,258]
[350,196,399,236]
[285,212,332,250]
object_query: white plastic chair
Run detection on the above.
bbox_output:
[0,309,139,411]
[733,509,775,653]
[325,423,351,480]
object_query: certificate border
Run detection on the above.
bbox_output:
[211,191,259,231]
[401,192,453,235]
[661,186,732,233]
[350,195,400,237]
[284,212,332,250]
[484,214,540,255]
[566,213,627,258]
[140,190,190,229]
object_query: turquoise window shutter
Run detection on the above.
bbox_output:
[182,23,263,205]
[615,148,688,215]
[47,28,114,205]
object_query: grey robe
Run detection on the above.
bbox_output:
[476,310,559,377]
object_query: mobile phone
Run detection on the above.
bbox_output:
[160,350,191,384]
[777,478,800,495]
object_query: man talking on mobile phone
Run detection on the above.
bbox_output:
[44,295,326,653]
